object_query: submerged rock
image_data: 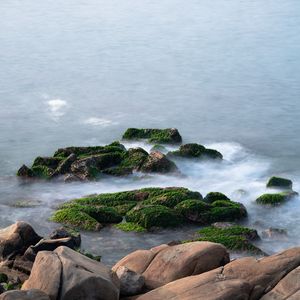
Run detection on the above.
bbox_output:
[266,176,293,190]
[189,225,261,253]
[122,128,182,144]
[261,227,288,240]
[167,143,223,160]
[256,191,298,205]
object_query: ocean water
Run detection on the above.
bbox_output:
[1,0,300,265]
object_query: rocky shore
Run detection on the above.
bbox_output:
[8,128,300,299]
[0,221,299,299]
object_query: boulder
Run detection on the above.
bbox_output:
[134,247,300,300]
[52,153,77,176]
[261,228,288,240]
[256,191,298,205]
[132,268,251,300]
[167,143,223,160]
[0,222,41,261]
[139,151,178,173]
[113,242,229,290]
[116,266,145,296]
[22,246,120,300]
[0,289,50,300]
[16,165,33,178]
[266,176,293,190]
[122,128,182,144]
[49,227,81,248]
[203,192,230,203]
[261,266,300,299]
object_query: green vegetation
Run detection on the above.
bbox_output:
[190,225,261,252]
[115,222,146,232]
[122,128,182,144]
[204,192,230,203]
[266,176,293,189]
[168,143,223,160]
[0,273,8,283]
[51,187,247,232]
[50,208,102,231]
[256,191,298,205]
[126,205,183,229]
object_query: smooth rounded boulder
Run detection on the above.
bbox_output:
[0,221,41,261]
[22,246,120,300]
[113,241,229,290]
[0,289,50,300]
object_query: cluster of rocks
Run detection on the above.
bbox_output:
[50,187,247,233]
[256,176,298,205]
[17,128,223,182]
[0,221,300,299]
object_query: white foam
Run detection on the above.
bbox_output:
[46,99,68,120]
[83,117,118,127]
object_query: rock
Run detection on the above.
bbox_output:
[203,192,230,203]
[125,205,183,230]
[122,128,182,144]
[119,148,149,171]
[150,145,167,153]
[261,227,288,240]
[113,241,229,290]
[193,225,262,253]
[32,157,62,169]
[52,153,77,176]
[261,266,300,299]
[139,151,178,173]
[256,191,298,205]
[266,176,293,190]
[0,222,41,261]
[134,247,300,300]
[22,246,120,300]
[116,266,145,296]
[0,289,50,300]
[16,165,33,178]
[63,173,81,182]
[49,227,81,248]
[132,267,251,300]
[167,143,223,160]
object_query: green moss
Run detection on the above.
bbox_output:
[114,202,137,215]
[32,156,62,168]
[266,176,293,189]
[122,128,182,144]
[204,192,230,203]
[256,192,298,205]
[102,166,133,176]
[192,226,260,252]
[175,200,211,224]
[120,148,148,169]
[209,203,247,222]
[168,143,223,160]
[50,208,101,231]
[126,205,183,229]
[31,165,53,179]
[115,222,146,232]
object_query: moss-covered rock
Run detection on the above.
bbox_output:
[50,208,102,231]
[17,165,33,178]
[31,165,54,179]
[120,148,148,170]
[122,128,182,144]
[32,156,62,169]
[175,200,211,223]
[168,143,223,160]
[266,176,293,190]
[191,225,261,253]
[125,205,183,229]
[139,151,178,173]
[256,191,298,205]
[115,222,146,232]
[204,192,230,203]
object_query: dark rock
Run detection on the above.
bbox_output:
[0,289,50,300]
[204,192,230,203]
[49,227,81,248]
[261,228,288,240]
[122,128,182,144]
[139,151,178,173]
[52,153,77,176]
[16,165,33,178]
[267,176,293,190]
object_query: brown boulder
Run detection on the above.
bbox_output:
[0,222,41,261]
[22,246,120,300]
[139,151,178,174]
[0,289,50,300]
[113,242,229,290]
